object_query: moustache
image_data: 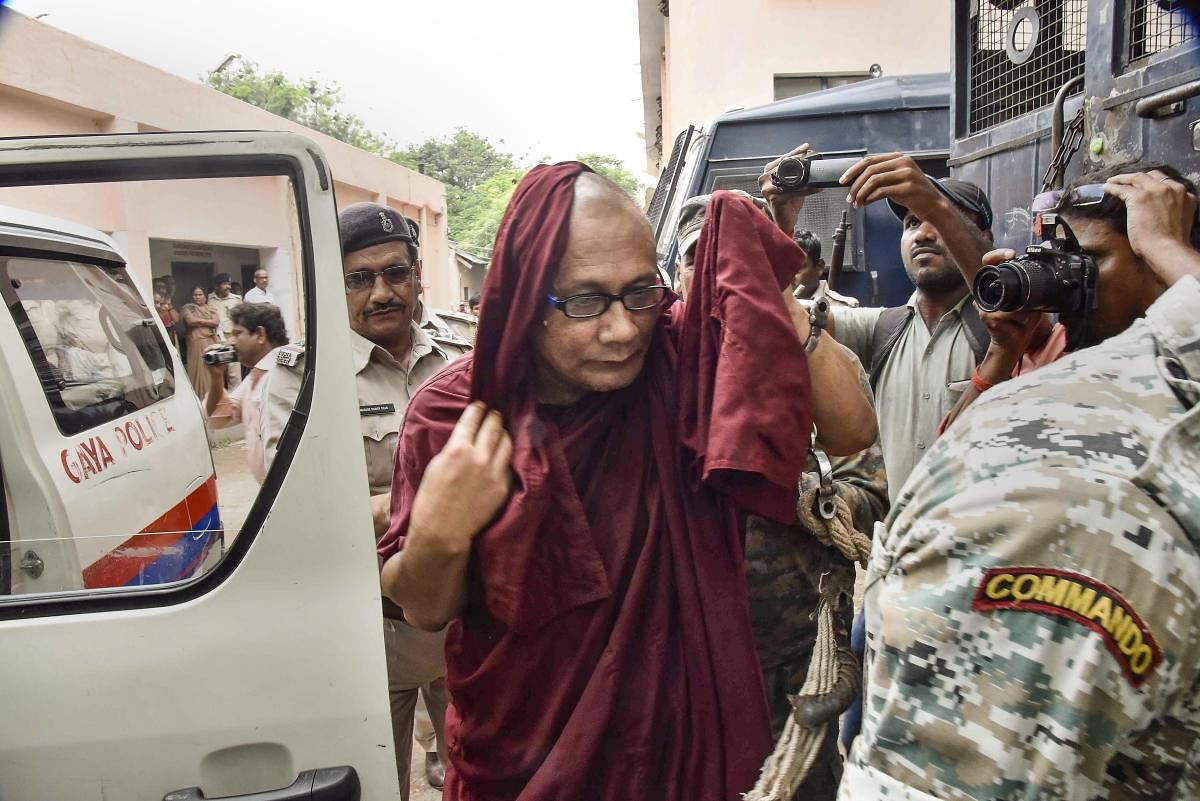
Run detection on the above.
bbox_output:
[363,302,407,316]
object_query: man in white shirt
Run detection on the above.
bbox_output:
[242,269,275,305]
[204,302,288,484]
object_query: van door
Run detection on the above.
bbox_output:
[0,132,399,800]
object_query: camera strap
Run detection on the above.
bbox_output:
[869,303,989,390]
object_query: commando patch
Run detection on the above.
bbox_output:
[972,567,1162,688]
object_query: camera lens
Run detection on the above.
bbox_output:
[973,263,1026,313]
[772,157,810,191]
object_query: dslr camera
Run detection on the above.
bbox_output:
[770,154,860,192]
[973,212,1098,314]
[202,344,238,366]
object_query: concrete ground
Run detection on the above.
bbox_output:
[211,439,443,800]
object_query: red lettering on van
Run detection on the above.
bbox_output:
[136,418,153,446]
[79,438,100,477]
[61,449,81,483]
[125,421,143,450]
[113,426,129,456]
[96,437,115,469]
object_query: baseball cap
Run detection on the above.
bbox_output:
[888,177,993,231]
[338,202,420,255]
[675,190,771,258]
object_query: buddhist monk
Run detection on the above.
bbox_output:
[379,162,875,800]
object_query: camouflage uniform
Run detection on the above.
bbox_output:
[746,350,889,798]
[840,275,1200,800]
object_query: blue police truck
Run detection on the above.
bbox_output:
[648,72,952,308]
[951,0,1197,250]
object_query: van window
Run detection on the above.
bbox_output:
[1,253,176,436]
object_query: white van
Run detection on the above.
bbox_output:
[0,204,221,594]
[0,132,399,801]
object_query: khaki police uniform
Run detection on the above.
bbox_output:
[208,292,242,387]
[259,321,468,799]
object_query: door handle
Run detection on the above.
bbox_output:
[163,766,359,801]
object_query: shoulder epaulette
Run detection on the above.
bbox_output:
[432,333,472,353]
[276,341,306,367]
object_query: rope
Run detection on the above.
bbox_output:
[744,572,860,801]
[796,486,872,567]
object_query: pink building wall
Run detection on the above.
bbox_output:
[0,11,460,323]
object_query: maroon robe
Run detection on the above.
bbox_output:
[379,163,812,800]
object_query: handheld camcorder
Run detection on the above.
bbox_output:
[973,212,1098,314]
[770,154,860,192]
[202,344,238,366]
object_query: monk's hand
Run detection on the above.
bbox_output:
[1102,170,1200,286]
[369,492,392,539]
[840,152,942,217]
[759,143,815,235]
[409,401,514,553]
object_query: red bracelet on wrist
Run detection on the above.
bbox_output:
[970,365,994,393]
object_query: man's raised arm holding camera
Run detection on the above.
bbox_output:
[939,162,1200,434]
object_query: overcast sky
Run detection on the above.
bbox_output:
[5,0,652,177]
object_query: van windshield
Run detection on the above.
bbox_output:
[1,252,176,436]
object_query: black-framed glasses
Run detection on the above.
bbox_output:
[344,264,414,293]
[547,284,670,319]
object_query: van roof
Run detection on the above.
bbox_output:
[0,203,123,263]
[719,72,950,123]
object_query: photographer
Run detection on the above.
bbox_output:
[842,162,1200,800]
[765,148,996,504]
[204,302,288,484]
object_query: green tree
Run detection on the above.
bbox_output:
[392,129,516,193]
[450,167,526,256]
[203,57,390,154]
[575,152,641,201]
[392,130,523,253]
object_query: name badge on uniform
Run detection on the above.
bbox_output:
[359,403,396,417]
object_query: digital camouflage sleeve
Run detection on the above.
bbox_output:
[841,276,1200,801]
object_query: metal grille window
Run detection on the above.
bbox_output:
[648,126,694,240]
[705,173,863,271]
[1128,0,1198,62]
[968,1,1087,133]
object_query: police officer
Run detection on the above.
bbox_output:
[792,230,860,308]
[842,163,1200,800]
[259,202,468,799]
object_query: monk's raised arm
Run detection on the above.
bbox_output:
[381,402,513,631]
[782,291,877,455]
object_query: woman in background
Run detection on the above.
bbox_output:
[181,285,220,398]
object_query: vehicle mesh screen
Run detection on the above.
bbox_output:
[968,1,1087,134]
[647,126,693,238]
[1128,0,1197,63]
[707,174,862,271]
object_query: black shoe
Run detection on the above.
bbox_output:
[425,752,445,789]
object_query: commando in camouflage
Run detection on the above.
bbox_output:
[840,275,1200,800]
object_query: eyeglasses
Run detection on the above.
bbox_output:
[344,264,414,293]
[547,284,669,319]
[1031,183,1107,213]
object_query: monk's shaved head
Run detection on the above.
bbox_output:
[571,172,653,237]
